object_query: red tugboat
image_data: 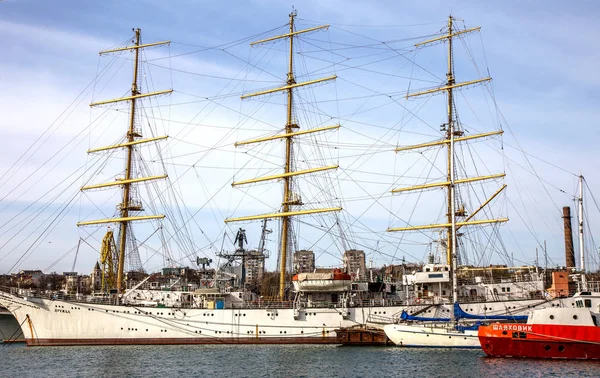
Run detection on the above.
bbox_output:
[479,300,600,359]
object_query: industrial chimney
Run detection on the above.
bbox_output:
[563,206,576,269]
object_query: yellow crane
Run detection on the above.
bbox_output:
[100,229,117,292]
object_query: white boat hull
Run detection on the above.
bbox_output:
[384,323,480,348]
[0,291,561,346]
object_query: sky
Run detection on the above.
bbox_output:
[0,0,599,276]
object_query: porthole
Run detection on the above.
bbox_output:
[549,315,555,320]
[573,315,578,320]
[243,314,246,316]
[502,331,507,335]
[558,345,565,352]
[544,345,551,351]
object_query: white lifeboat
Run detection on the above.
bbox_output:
[292,269,352,292]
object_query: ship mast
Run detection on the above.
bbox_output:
[447,16,459,304]
[78,29,172,293]
[578,174,587,291]
[225,11,341,298]
[389,16,507,305]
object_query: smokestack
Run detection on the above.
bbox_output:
[563,206,575,269]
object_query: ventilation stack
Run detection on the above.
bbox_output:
[563,206,576,269]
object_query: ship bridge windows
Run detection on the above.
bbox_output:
[585,299,592,308]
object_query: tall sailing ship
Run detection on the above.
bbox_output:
[0,14,578,346]
[380,16,599,348]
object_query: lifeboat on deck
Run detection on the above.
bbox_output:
[292,269,352,292]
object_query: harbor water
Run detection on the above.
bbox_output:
[1,344,598,377]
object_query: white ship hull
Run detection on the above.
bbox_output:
[0,291,559,346]
[384,323,480,348]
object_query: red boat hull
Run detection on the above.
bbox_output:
[479,323,600,359]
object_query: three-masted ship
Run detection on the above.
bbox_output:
[0,16,574,346]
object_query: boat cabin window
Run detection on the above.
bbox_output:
[576,300,583,308]
[585,299,592,308]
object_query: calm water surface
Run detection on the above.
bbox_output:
[1,343,599,377]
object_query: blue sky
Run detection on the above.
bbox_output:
[1,0,599,275]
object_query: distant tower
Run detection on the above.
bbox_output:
[563,206,576,270]
[90,261,102,291]
[293,250,315,273]
[245,250,265,283]
[344,249,366,279]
